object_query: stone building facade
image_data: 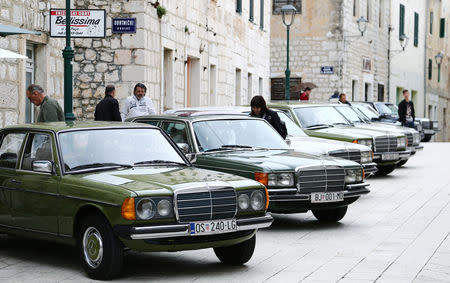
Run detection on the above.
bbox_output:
[72,0,272,119]
[270,0,390,102]
[0,0,65,127]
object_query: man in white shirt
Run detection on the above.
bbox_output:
[121,83,156,121]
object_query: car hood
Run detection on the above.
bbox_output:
[353,123,411,135]
[288,136,371,155]
[308,125,386,139]
[75,166,263,196]
[196,149,360,172]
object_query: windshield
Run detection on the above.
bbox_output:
[334,106,365,123]
[293,106,350,128]
[374,102,394,115]
[277,111,307,137]
[192,119,289,152]
[385,104,399,116]
[353,104,380,119]
[59,128,186,172]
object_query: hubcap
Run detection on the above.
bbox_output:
[82,227,103,269]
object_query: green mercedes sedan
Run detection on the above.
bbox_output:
[128,114,370,223]
[0,122,273,280]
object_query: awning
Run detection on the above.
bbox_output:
[0,24,41,37]
[0,48,28,59]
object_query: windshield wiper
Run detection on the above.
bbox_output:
[332,122,349,126]
[306,124,332,129]
[221,145,253,149]
[133,160,187,166]
[203,145,266,153]
[70,162,133,171]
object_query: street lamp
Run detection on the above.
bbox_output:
[435,52,444,65]
[281,4,297,101]
[63,0,76,121]
[399,34,409,51]
[356,16,368,36]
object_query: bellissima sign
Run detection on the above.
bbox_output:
[50,9,106,38]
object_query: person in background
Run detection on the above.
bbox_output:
[398,89,415,128]
[338,93,351,105]
[26,84,64,123]
[121,83,156,121]
[94,85,121,121]
[250,96,287,139]
[299,87,311,101]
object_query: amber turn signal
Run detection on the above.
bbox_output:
[254,172,268,186]
[264,187,270,210]
[122,197,136,220]
[352,140,358,144]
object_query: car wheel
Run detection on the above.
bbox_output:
[78,214,123,280]
[375,165,396,176]
[397,160,408,167]
[214,235,256,265]
[312,206,347,222]
[422,136,432,142]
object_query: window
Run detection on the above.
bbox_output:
[377,84,384,102]
[260,0,264,29]
[353,0,358,17]
[366,0,371,22]
[21,133,53,171]
[352,80,357,101]
[440,18,445,38]
[160,121,189,145]
[414,12,419,47]
[0,133,26,169]
[378,0,383,28]
[137,120,159,126]
[430,12,433,34]
[235,68,242,105]
[248,73,253,103]
[399,4,405,39]
[249,0,254,22]
[428,59,433,80]
[236,0,242,14]
[26,45,35,123]
[273,0,301,14]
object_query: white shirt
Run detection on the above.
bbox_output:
[121,95,156,121]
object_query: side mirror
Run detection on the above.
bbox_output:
[177,143,190,155]
[185,153,197,163]
[33,160,53,174]
[285,138,292,146]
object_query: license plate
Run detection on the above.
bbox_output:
[189,219,237,235]
[382,153,399,160]
[311,192,344,203]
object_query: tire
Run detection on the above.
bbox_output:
[397,160,408,167]
[312,206,347,222]
[375,165,396,176]
[214,235,256,265]
[78,214,124,280]
[422,135,432,142]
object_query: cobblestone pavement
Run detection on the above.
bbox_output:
[0,143,449,282]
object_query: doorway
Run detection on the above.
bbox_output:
[186,57,200,107]
[163,48,173,111]
[25,44,35,123]
[235,68,242,105]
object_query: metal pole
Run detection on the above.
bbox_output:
[285,26,291,101]
[62,0,76,121]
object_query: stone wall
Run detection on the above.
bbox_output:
[0,0,65,127]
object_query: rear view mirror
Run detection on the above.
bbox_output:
[185,153,197,164]
[33,160,53,174]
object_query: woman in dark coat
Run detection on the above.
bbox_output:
[249,96,287,139]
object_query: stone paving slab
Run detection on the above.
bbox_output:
[0,143,448,282]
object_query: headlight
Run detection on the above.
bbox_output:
[345,168,363,183]
[360,151,373,163]
[397,137,406,149]
[268,173,294,187]
[156,199,172,217]
[413,133,421,144]
[250,191,265,210]
[136,198,156,220]
[238,194,250,210]
[356,139,373,149]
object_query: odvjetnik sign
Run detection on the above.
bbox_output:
[50,9,106,38]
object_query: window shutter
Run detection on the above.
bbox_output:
[249,0,254,21]
[236,0,242,14]
[260,0,264,29]
[414,12,419,47]
[440,18,445,38]
[428,59,432,80]
[430,12,433,34]
[399,4,405,40]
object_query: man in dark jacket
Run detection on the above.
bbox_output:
[94,85,121,121]
[250,96,287,139]
[398,89,415,128]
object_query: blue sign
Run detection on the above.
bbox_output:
[320,66,334,74]
[112,18,136,33]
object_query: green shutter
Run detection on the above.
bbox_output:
[440,18,445,38]
[249,0,254,21]
[438,64,441,82]
[414,12,419,47]
[399,4,405,40]
[430,12,433,34]
[428,59,432,80]
[236,0,242,14]
[260,0,264,29]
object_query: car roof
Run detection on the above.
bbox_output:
[131,113,263,122]
[2,121,158,132]
[268,102,342,109]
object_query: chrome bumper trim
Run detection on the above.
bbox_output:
[268,184,370,202]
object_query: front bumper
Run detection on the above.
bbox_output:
[424,129,435,135]
[362,162,378,175]
[373,150,411,163]
[267,183,370,213]
[115,215,273,240]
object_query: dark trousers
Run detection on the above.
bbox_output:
[402,121,415,128]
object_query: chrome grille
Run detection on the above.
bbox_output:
[422,121,432,129]
[374,136,397,152]
[176,187,237,223]
[297,166,345,193]
[406,133,413,147]
[329,150,361,163]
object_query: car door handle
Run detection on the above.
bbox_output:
[11,179,22,185]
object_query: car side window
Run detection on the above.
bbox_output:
[0,133,26,169]
[21,133,53,171]
[160,121,189,145]
[136,120,160,126]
